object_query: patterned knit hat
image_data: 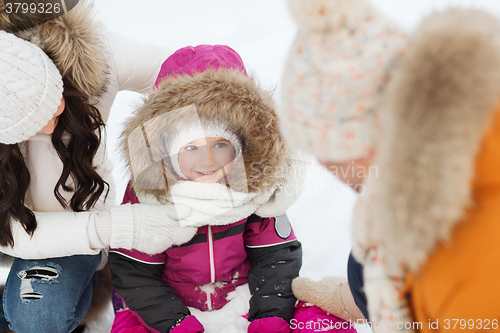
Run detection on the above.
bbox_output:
[279,0,407,162]
[0,31,63,144]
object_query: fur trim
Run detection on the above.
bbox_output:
[120,68,286,202]
[360,8,500,271]
[1,0,108,98]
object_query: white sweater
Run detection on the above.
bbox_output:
[0,31,172,259]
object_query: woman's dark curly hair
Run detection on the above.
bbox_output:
[0,78,108,247]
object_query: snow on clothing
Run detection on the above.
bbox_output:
[110,185,302,332]
[350,9,500,332]
[0,8,172,259]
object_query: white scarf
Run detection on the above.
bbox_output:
[135,150,309,227]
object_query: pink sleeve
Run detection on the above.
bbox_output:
[244,215,297,248]
[122,182,140,205]
[170,315,205,333]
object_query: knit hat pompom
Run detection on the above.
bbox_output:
[287,0,373,32]
[0,31,63,144]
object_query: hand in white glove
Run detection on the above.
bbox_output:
[108,203,196,255]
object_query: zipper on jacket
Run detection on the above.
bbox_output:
[207,225,215,311]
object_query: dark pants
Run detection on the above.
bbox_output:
[347,252,369,320]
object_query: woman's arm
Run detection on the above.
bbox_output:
[1,211,101,259]
[2,203,197,259]
[107,31,173,93]
[97,31,173,122]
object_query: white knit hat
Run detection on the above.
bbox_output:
[0,31,64,144]
[163,120,242,179]
[279,0,407,162]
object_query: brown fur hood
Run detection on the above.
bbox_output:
[354,8,500,272]
[120,68,287,202]
[0,0,108,98]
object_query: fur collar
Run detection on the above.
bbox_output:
[354,8,500,272]
[120,68,286,203]
[1,0,108,98]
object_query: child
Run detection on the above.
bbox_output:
[108,45,356,333]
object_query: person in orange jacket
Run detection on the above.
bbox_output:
[293,7,500,332]
[348,7,500,332]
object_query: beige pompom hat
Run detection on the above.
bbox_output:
[279,0,407,162]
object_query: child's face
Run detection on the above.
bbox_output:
[178,137,235,183]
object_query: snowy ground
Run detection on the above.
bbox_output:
[3,0,500,332]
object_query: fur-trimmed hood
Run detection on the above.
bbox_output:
[353,8,500,272]
[120,68,287,203]
[0,0,108,98]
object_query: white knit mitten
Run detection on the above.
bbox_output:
[292,276,364,321]
[108,203,196,255]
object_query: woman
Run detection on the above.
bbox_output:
[0,2,196,332]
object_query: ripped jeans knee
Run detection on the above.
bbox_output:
[17,264,61,302]
[1,255,100,333]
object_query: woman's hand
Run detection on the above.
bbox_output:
[108,203,197,254]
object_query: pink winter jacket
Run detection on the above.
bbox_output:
[109,185,302,333]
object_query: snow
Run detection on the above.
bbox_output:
[190,285,251,333]
[3,0,500,332]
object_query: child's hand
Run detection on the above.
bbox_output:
[109,203,197,254]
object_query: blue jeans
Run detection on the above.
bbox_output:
[0,254,100,332]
